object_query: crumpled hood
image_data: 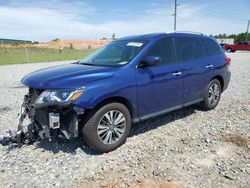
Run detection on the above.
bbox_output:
[21,63,116,89]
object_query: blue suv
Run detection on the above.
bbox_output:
[21,32,231,152]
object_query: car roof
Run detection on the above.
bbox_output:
[119,32,210,41]
[120,33,166,41]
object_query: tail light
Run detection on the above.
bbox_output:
[225,57,231,65]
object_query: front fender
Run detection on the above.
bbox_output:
[72,67,138,118]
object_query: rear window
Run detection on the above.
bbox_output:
[200,38,222,56]
[174,37,203,62]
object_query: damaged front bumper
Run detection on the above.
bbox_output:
[29,88,86,140]
[0,88,86,148]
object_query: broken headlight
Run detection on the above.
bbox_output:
[35,88,85,105]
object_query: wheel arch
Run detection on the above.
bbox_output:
[211,75,224,91]
[90,96,134,120]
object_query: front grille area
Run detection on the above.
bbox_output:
[29,88,44,104]
[28,88,48,126]
[25,88,79,139]
[35,108,50,126]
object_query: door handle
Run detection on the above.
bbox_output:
[206,64,213,69]
[172,71,182,76]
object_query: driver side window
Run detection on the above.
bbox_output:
[145,37,176,65]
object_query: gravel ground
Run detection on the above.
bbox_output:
[0,53,249,188]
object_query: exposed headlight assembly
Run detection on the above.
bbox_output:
[35,88,85,107]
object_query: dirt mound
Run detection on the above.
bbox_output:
[36,39,112,49]
[2,39,112,49]
[221,133,249,150]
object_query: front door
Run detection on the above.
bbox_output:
[136,37,183,118]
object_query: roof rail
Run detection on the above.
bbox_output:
[167,31,203,35]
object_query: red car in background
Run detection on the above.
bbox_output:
[224,41,250,52]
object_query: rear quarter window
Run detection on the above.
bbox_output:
[174,37,203,62]
[200,38,222,56]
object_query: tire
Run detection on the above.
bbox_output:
[200,79,221,110]
[82,102,131,153]
[226,48,232,53]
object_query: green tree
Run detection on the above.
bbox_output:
[235,33,247,42]
[52,38,60,42]
[214,32,248,43]
[112,33,116,40]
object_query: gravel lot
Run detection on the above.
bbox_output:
[0,53,249,188]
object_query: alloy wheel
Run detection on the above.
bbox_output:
[208,83,220,106]
[97,110,126,145]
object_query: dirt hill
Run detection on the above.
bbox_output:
[2,39,112,49]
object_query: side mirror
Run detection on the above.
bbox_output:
[139,56,161,68]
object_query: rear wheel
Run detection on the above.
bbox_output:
[200,79,221,110]
[226,48,232,53]
[82,102,131,153]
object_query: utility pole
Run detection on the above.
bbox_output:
[246,20,250,41]
[172,0,180,31]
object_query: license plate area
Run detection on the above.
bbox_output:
[49,112,60,129]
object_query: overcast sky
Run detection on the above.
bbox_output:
[0,0,249,41]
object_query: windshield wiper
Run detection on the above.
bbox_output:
[79,62,95,66]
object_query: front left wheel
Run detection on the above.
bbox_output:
[82,102,131,153]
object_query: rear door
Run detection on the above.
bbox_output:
[174,37,208,104]
[199,37,225,93]
[136,37,183,118]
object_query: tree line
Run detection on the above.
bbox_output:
[213,32,249,42]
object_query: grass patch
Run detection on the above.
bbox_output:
[0,47,96,65]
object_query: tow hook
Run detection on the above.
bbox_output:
[0,103,37,149]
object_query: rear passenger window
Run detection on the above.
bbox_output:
[174,38,203,62]
[200,38,221,56]
[145,37,176,65]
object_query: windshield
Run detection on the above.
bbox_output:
[80,40,146,67]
